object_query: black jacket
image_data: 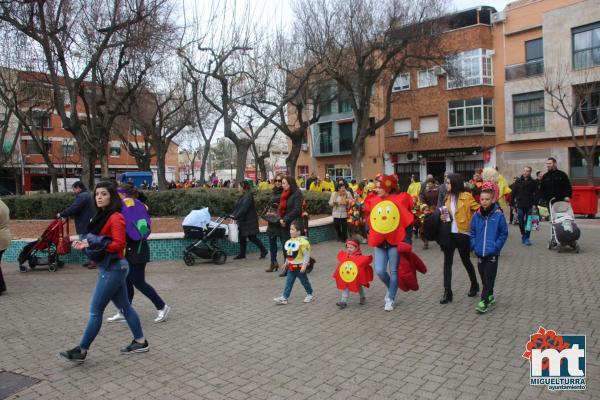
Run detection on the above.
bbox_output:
[266,186,283,236]
[540,169,572,203]
[282,189,304,226]
[60,191,95,235]
[512,176,539,208]
[233,191,260,237]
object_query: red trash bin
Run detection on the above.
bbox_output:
[571,186,599,217]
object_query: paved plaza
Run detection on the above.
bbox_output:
[1,222,598,400]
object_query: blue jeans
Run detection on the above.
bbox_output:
[80,260,144,350]
[269,234,286,264]
[374,246,399,301]
[282,268,313,299]
[518,207,531,239]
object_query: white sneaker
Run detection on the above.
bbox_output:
[107,312,125,323]
[303,294,314,303]
[384,298,394,312]
[154,304,171,323]
[273,296,288,305]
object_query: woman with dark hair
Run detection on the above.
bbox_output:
[60,182,148,363]
[106,184,170,324]
[233,181,268,260]
[439,173,480,304]
[265,175,284,272]
[278,175,304,277]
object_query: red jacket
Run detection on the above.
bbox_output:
[98,213,126,259]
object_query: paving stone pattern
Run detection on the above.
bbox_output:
[0,223,598,399]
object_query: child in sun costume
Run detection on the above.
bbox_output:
[332,239,373,309]
[364,175,428,311]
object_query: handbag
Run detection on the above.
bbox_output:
[57,218,71,256]
[262,206,281,224]
[228,222,239,243]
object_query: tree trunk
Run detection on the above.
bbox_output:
[99,152,110,180]
[156,149,168,190]
[49,166,59,193]
[257,155,268,182]
[586,155,595,186]
[80,150,96,190]
[200,144,211,184]
[235,139,251,184]
[285,136,303,178]
[351,131,367,181]
[13,168,23,195]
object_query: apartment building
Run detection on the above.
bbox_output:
[384,6,498,188]
[493,0,600,184]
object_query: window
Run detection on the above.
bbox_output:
[454,160,484,181]
[570,147,600,178]
[418,69,437,88]
[297,165,309,181]
[393,119,411,135]
[447,49,493,89]
[326,165,352,182]
[513,91,545,133]
[448,98,494,130]
[392,73,410,91]
[573,22,600,69]
[338,89,352,113]
[109,141,121,157]
[339,122,353,152]
[28,113,52,129]
[61,140,76,157]
[526,38,543,62]
[419,116,439,133]
[319,122,332,153]
[574,83,600,126]
[23,139,52,155]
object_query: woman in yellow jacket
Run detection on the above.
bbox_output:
[440,173,480,304]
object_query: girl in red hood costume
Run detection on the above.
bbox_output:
[363,175,427,311]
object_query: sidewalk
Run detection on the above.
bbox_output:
[0,223,597,399]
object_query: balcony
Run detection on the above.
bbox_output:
[448,126,496,137]
[505,59,544,81]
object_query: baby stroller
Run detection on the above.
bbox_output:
[548,198,581,253]
[182,208,229,266]
[18,218,70,272]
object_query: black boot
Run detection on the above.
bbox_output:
[468,282,480,297]
[440,289,453,304]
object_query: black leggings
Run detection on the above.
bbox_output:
[333,218,348,241]
[126,262,165,310]
[443,233,478,290]
[0,249,5,292]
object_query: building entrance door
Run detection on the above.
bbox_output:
[426,161,446,184]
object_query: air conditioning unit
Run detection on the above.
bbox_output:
[491,11,506,23]
[301,143,308,152]
[406,152,415,161]
[408,130,419,140]
[433,66,446,76]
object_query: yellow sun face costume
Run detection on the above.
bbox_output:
[369,200,401,234]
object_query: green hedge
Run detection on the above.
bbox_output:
[2,189,333,219]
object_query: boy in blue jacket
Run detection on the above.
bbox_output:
[470,189,508,313]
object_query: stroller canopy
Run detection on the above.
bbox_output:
[182,208,211,228]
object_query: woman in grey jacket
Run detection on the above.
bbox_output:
[329,182,353,241]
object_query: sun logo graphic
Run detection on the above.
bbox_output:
[338,261,358,283]
[523,327,586,391]
[369,200,400,234]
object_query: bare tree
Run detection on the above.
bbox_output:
[0,0,174,188]
[544,67,600,185]
[292,0,448,179]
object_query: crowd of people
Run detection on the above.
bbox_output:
[0,157,577,364]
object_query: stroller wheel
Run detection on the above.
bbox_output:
[183,253,195,266]
[19,265,28,273]
[48,263,58,272]
[213,250,227,265]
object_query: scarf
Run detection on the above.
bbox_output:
[87,209,116,235]
[279,189,291,217]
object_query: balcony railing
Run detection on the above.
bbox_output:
[505,59,544,81]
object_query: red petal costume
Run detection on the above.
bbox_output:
[364,191,414,247]
[396,242,427,291]
[332,250,374,293]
